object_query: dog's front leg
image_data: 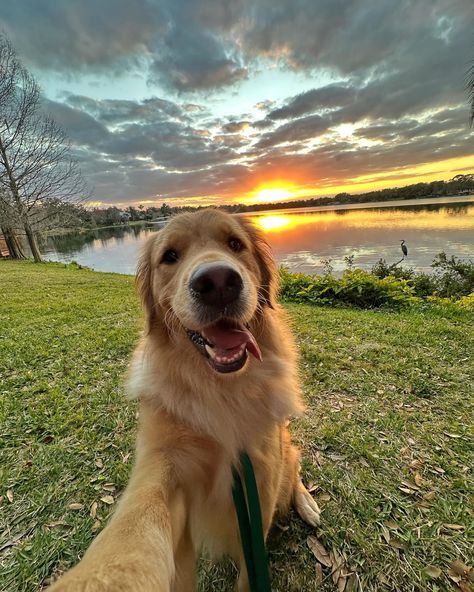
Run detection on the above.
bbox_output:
[47,452,185,592]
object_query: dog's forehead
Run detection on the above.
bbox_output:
[161,211,243,244]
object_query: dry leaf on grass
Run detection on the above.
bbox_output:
[345,573,359,592]
[95,458,104,469]
[102,483,116,492]
[443,523,464,531]
[68,503,84,511]
[449,560,473,580]
[6,489,14,503]
[0,532,27,552]
[401,480,419,490]
[330,550,348,592]
[307,536,332,567]
[100,495,115,505]
[90,501,98,519]
[91,520,102,531]
[444,432,461,438]
[381,526,391,544]
[46,520,68,528]
[388,537,405,550]
[424,565,442,579]
[384,520,400,530]
[414,473,423,486]
[315,563,323,585]
[423,491,436,501]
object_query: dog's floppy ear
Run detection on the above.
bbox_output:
[136,236,157,332]
[238,217,278,309]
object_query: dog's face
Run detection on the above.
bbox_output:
[137,209,277,374]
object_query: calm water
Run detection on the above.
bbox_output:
[41,197,474,275]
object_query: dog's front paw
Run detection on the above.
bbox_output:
[294,482,321,527]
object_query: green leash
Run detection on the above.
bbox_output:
[232,452,271,592]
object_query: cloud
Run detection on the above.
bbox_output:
[256,114,329,148]
[267,85,356,121]
[1,0,161,72]
[64,95,187,125]
[2,0,472,204]
[41,98,110,145]
[148,25,247,92]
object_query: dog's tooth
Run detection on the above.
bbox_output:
[205,344,216,359]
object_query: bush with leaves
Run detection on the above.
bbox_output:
[371,252,474,299]
[280,267,417,308]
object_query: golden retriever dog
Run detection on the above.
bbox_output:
[48,209,320,592]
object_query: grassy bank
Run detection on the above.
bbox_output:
[1,261,473,592]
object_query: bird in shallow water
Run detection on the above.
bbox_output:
[400,240,408,258]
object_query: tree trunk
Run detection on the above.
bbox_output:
[23,217,42,262]
[1,224,26,259]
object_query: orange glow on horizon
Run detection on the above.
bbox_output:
[84,155,473,209]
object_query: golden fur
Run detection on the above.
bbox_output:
[48,209,320,592]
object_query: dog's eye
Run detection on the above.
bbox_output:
[228,237,244,252]
[161,249,179,264]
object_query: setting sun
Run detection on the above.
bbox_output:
[255,187,292,202]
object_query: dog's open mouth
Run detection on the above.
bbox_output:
[186,319,262,374]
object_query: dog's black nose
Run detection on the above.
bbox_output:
[190,262,243,307]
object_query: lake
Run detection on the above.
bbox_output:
[41,197,474,276]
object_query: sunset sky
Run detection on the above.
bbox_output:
[1,0,473,207]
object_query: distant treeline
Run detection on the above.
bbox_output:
[50,174,474,230]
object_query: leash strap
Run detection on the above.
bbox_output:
[232,452,271,592]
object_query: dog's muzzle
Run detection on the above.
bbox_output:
[185,261,262,373]
[186,320,262,374]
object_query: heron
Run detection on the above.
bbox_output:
[400,240,408,258]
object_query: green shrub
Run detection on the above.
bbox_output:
[372,252,474,299]
[431,252,474,298]
[280,267,417,308]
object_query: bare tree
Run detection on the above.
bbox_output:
[0,34,86,262]
[0,36,24,258]
[0,186,25,258]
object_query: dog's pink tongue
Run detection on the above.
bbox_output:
[203,321,262,362]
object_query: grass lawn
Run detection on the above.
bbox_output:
[1,260,473,592]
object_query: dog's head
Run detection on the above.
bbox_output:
[137,209,278,374]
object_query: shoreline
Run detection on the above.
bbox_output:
[244,194,474,217]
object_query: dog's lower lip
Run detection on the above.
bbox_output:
[185,326,251,373]
[205,342,246,364]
